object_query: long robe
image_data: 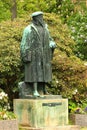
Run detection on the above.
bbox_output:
[20,23,55,83]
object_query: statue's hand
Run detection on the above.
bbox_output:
[49,41,56,49]
[22,50,31,63]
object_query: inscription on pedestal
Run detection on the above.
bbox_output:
[42,102,62,107]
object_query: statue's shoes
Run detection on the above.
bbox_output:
[33,92,44,98]
[33,91,40,97]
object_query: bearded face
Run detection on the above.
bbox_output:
[32,14,45,27]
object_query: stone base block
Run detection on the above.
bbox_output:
[14,96,68,128]
[20,125,80,130]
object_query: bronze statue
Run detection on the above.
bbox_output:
[20,11,56,97]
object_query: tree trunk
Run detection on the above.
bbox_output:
[11,0,17,21]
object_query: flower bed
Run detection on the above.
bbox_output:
[0,89,16,120]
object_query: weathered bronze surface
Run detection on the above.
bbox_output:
[20,11,56,97]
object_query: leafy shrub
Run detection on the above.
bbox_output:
[54,0,87,61]
[67,12,87,60]
[56,0,74,23]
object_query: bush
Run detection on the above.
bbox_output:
[67,12,87,60]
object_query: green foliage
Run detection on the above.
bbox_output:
[0,0,57,20]
[56,0,74,22]
[67,12,87,60]
[69,95,87,114]
[51,0,87,61]
[48,53,87,98]
[0,1,11,21]
[0,110,16,120]
[17,0,57,17]
[0,0,74,21]
[56,0,87,60]
[0,19,23,102]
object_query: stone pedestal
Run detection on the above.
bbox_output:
[14,95,68,128]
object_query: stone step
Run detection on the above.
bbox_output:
[20,125,80,130]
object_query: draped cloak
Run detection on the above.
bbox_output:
[20,23,55,83]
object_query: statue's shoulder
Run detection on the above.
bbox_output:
[23,24,32,34]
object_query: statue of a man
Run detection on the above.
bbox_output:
[20,11,56,97]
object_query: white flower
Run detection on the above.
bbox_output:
[84,39,87,43]
[5,94,8,97]
[84,62,87,66]
[80,34,84,38]
[3,114,8,119]
[1,92,5,97]
[71,36,75,39]
[59,55,62,57]
[56,80,59,84]
[73,89,78,95]
[72,29,75,33]
[0,96,2,100]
